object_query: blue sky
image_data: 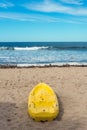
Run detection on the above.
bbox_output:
[0,0,87,41]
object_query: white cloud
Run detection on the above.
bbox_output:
[23,1,71,13]
[0,0,87,24]
[60,0,83,5]
[23,0,87,16]
[0,1,14,8]
[0,12,36,21]
[0,12,87,24]
[0,12,58,22]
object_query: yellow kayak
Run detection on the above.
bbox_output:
[28,83,59,121]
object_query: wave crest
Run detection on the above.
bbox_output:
[0,46,49,51]
[14,46,48,50]
[0,46,87,51]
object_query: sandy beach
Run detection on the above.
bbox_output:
[0,66,87,130]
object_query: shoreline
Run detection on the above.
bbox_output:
[0,64,87,68]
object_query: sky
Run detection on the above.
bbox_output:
[0,0,87,42]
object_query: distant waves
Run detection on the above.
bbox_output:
[15,46,48,50]
[0,46,49,51]
[0,43,87,66]
[0,46,87,51]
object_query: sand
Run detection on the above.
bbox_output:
[0,67,87,130]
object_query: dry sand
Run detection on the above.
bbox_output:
[0,67,87,130]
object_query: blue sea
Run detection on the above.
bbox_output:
[0,42,87,66]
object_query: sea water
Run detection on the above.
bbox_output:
[0,42,87,66]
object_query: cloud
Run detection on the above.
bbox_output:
[0,0,87,24]
[23,0,87,16]
[0,1,14,8]
[60,0,83,5]
[0,12,36,21]
[23,0,71,13]
[0,12,58,22]
[0,12,87,24]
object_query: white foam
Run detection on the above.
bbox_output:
[17,62,87,67]
[17,64,47,67]
[14,46,48,51]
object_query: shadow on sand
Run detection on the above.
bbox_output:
[0,100,86,130]
[56,95,64,121]
[0,102,18,130]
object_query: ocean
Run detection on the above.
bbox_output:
[0,42,87,66]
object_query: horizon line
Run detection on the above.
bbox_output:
[0,41,87,43]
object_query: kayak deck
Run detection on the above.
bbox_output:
[28,83,59,121]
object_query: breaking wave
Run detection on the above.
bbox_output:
[0,46,49,50]
[0,46,87,51]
